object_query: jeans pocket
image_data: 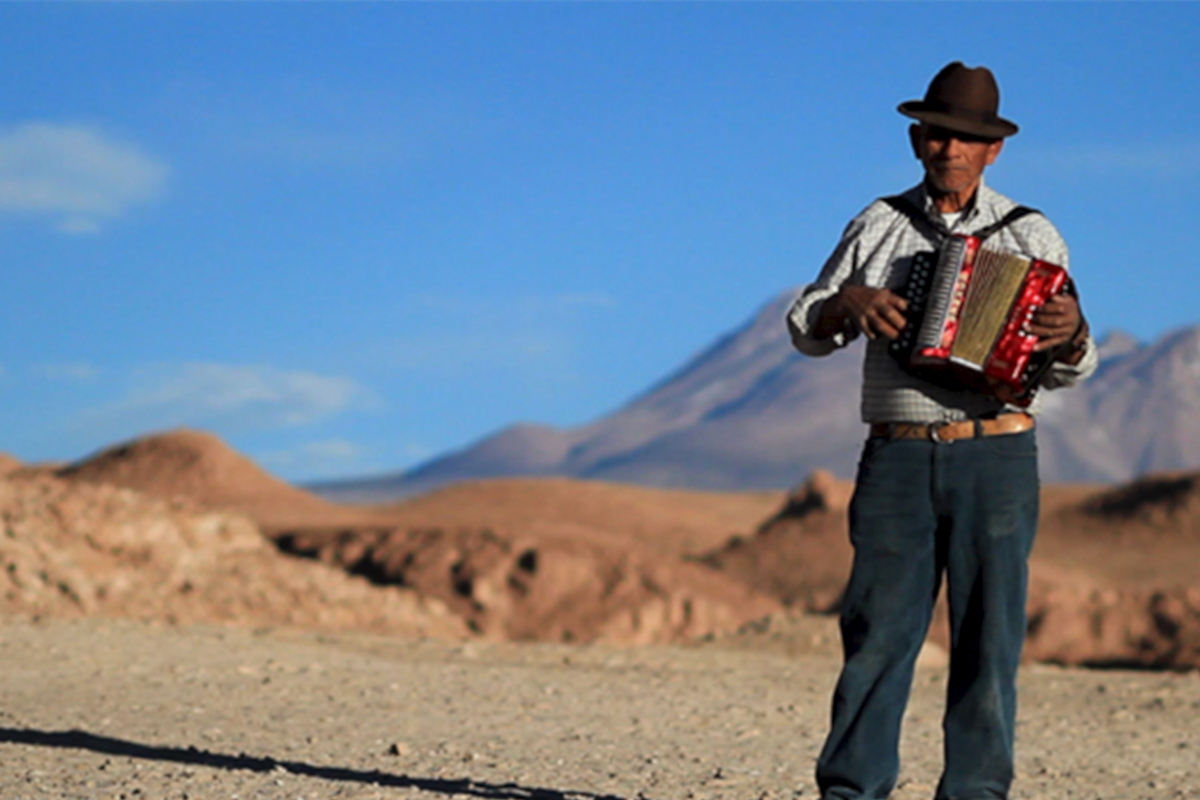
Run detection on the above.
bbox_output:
[989,429,1038,460]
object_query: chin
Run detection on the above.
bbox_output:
[930,177,970,195]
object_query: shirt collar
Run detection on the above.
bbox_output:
[918,176,989,226]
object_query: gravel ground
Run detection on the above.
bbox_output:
[0,619,1197,800]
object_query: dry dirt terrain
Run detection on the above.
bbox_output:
[1,618,1197,800]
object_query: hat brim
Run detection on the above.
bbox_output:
[898,101,1019,139]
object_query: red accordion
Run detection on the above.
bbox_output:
[889,234,1070,404]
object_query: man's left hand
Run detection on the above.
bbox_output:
[1028,293,1082,352]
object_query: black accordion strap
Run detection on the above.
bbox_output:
[969,205,1042,242]
[881,195,946,241]
[881,194,1041,244]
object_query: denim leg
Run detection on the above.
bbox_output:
[817,438,941,800]
[935,431,1039,800]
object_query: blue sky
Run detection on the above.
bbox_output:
[0,3,1197,482]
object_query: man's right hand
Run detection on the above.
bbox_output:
[816,286,909,341]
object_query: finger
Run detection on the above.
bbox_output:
[1030,312,1075,332]
[1032,305,1070,321]
[1047,293,1077,308]
[1027,323,1072,340]
[854,314,877,339]
[865,309,902,340]
[1028,322,1072,338]
[880,306,908,332]
[1033,336,1071,353]
[877,322,903,340]
[1031,321,1075,347]
[1040,297,1079,322]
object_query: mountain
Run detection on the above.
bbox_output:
[312,291,1200,501]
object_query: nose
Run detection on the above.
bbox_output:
[942,134,968,157]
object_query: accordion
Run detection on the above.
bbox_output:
[888,234,1071,404]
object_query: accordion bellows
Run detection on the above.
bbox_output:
[890,234,1069,404]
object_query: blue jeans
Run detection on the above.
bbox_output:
[816,430,1039,800]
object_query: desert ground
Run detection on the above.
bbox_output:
[2,429,1200,798]
[2,618,1198,800]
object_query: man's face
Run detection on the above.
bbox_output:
[910,123,1004,197]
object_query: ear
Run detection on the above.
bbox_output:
[985,138,1004,166]
[908,124,923,159]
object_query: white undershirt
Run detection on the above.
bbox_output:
[940,210,964,230]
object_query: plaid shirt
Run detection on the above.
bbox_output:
[787,180,1098,423]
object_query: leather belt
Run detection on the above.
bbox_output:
[869,412,1035,443]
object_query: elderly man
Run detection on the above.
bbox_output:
[787,63,1098,800]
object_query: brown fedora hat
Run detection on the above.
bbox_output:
[898,62,1019,139]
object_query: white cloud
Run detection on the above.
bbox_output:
[258,438,366,473]
[376,292,615,376]
[0,122,168,233]
[555,292,617,310]
[384,331,568,373]
[411,291,616,315]
[256,439,435,481]
[35,362,101,382]
[1014,140,1200,180]
[251,128,417,172]
[167,78,473,175]
[80,363,371,436]
[398,443,435,462]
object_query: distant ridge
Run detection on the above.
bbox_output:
[312,290,1200,502]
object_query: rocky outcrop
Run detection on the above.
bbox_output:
[276,524,781,646]
[0,469,462,638]
[1025,584,1200,671]
[700,471,854,612]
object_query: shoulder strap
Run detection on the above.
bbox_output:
[881,194,1041,244]
[881,195,940,237]
[970,206,1041,242]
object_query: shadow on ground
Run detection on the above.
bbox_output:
[0,727,630,800]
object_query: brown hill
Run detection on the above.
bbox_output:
[1033,470,1200,590]
[1072,470,1200,538]
[278,477,785,645]
[0,452,22,477]
[57,428,383,533]
[372,477,784,556]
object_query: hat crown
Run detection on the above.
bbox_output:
[924,62,1000,116]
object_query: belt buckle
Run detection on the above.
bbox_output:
[930,421,953,444]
